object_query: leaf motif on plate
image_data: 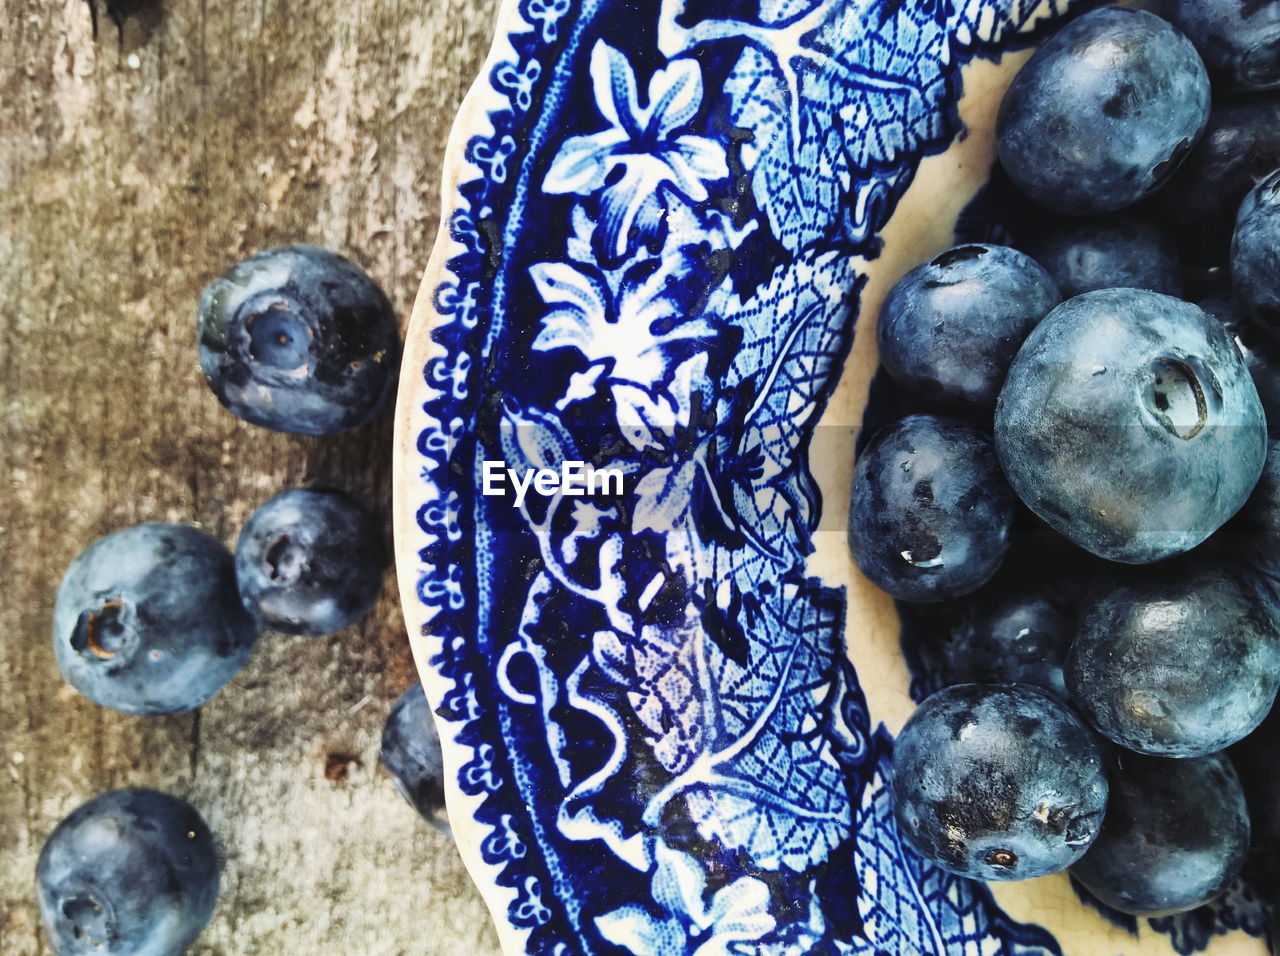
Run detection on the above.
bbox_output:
[595,843,776,955]
[674,576,852,872]
[656,0,1077,253]
[711,249,857,572]
[594,622,708,775]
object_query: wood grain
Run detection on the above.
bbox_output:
[0,0,502,952]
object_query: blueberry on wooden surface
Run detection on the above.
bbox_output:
[53,523,258,716]
[1071,750,1249,916]
[235,488,385,637]
[36,788,219,956]
[198,245,401,436]
[995,288,1266,563]
[848,415,1016,603]
[997,7,1210,214]
[890,683,1108,881]
[381,682,451,835]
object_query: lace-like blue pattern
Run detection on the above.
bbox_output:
[403,0,1138,952]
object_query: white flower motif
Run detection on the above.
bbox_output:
[544,41,729,259]
[595,843,776,956]
[529,260,715,388]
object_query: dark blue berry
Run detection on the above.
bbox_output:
[1066,559,1280,757]
[997,7,1210,214]
[940,582,1075,702]
[381,683,450,835]
[1215,439,1280,584]
[1151,93,1280,266]
[36,788,219,955]
[848,415,1016,603]
[891,683,1108,881]
[909,530,1102,701]
[1030,218,1182,298]
[996,288,1266,563]
[1165,0,1280,92]
[1272,897,1280,955]
[53,524,258,715]
[198,245,401,436]
[876,244,1059,409]
[1199,289,1280,426]
[1228,702,1280,883]
[1232,169,1280,338]
[1071,750,1249,916]
[235,489,385,637]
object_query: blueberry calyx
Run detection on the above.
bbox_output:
[985,848,1018,869]
[264,534,305,585]
[1143,357,1211,440]
[930,244,988,269]
[71,599,132,662]
[1244,41,1280,88]
[1063,809,1105,847]
[242,300,313,374]
[60,887,114,947]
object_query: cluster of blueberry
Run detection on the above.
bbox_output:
[35,247,449,954]
[850,2,1280,934]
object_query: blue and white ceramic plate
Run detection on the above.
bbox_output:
[393,1,1273,953]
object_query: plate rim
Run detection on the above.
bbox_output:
[391,0,540,948]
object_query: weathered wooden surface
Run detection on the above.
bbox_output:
[0,0,503,952]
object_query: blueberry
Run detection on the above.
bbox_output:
[381,682,451,835]
[53,524,258,715]
[940,581,1076,702]
[926,531,1103,700]
[36,788,219,955]
[1165,0,1280,91]
[1071,750,1249,916]
[1232,169,1280,337]
[1029,218,1182,299]
[1219,439,1280,581]
[890,683,1108,881]
[1228,703,1280,882]
[1272,898,1280,955]
[848,415,1016,603]
[1151,93,1280,266]
[1199,289,1280,427]
[995,288,1266,563]
[198,245,401,436]
[235,488,385,637]
[875,244,1059,409]
[1066,559,1280,757]
[997,7,1210,214]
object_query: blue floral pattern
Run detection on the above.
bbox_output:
[595,844,776,955]
[545,44,729,260]
[398,0,1193,952]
